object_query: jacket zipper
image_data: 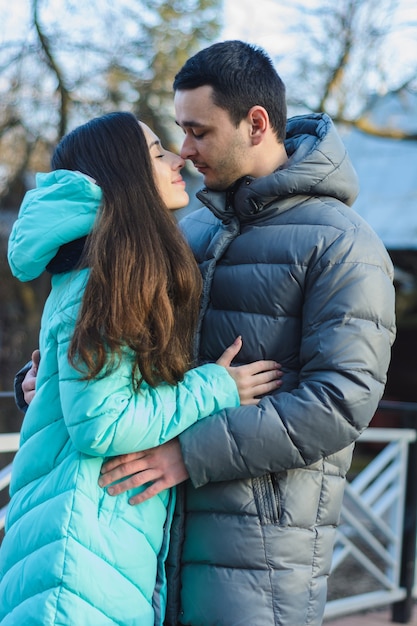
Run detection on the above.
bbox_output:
[252,473,281,525]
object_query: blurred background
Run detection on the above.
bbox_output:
[1,0,416,437]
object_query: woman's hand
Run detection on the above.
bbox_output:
[216,336,283,405]
[22,349,40,405]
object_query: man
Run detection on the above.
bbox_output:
[20,41,396,625]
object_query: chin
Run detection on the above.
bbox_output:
[169,194,189,211]
[203,173,230,191]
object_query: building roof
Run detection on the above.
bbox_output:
[339,89,417,250]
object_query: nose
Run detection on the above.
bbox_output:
[171,153,186,170]
[180,134,197,160]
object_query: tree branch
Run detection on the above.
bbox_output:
[333,115,417,141]
[32,0,70,138]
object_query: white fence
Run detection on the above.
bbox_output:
[324,427,416,621]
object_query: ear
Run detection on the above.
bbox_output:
[247,106,269,145]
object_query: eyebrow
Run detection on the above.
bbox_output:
[175,120,205,129]
[149,139,161,149]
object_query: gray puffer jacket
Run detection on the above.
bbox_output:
[165,114,396,626]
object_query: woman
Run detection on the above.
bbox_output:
[1,112,281,625]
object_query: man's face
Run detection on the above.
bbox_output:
[174,85,252,191]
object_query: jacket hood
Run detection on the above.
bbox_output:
[8,170,102,281]
[197,113,359,222]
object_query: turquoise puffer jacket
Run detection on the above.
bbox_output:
[1,171,239,626]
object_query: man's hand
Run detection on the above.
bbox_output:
[22,349,40,405]
[98,438,188,505]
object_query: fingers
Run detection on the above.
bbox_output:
[99,453,145,487]
[22,373,36,393]
[216,336,242,367]
[31,349,41,369]
[128,480,166,506]
[240,359,282,376]
[232,363,282,388]
[106,468,160,496]
[23,390,36,405]
[99,457,169,503]
[250,367,283,387]
[250,378,282,398]
[236,366,283,405]
[22,351,41,406]
[22,369,37,405]
[101,452,143,474]
[239,379,282,405]
[226,359,283,405]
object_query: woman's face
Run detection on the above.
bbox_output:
[140,122,189,210]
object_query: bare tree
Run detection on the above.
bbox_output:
[0,0,222,208]
[282,0,417,139]
[0,0,221,416]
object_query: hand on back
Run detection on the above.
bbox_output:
[22,349,40,405]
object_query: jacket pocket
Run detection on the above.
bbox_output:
[252,473,281,525]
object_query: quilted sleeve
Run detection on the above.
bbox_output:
[53,301,239,457]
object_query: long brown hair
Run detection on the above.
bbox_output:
[51,112,202,387]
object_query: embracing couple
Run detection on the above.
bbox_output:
[1,40,395,626]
